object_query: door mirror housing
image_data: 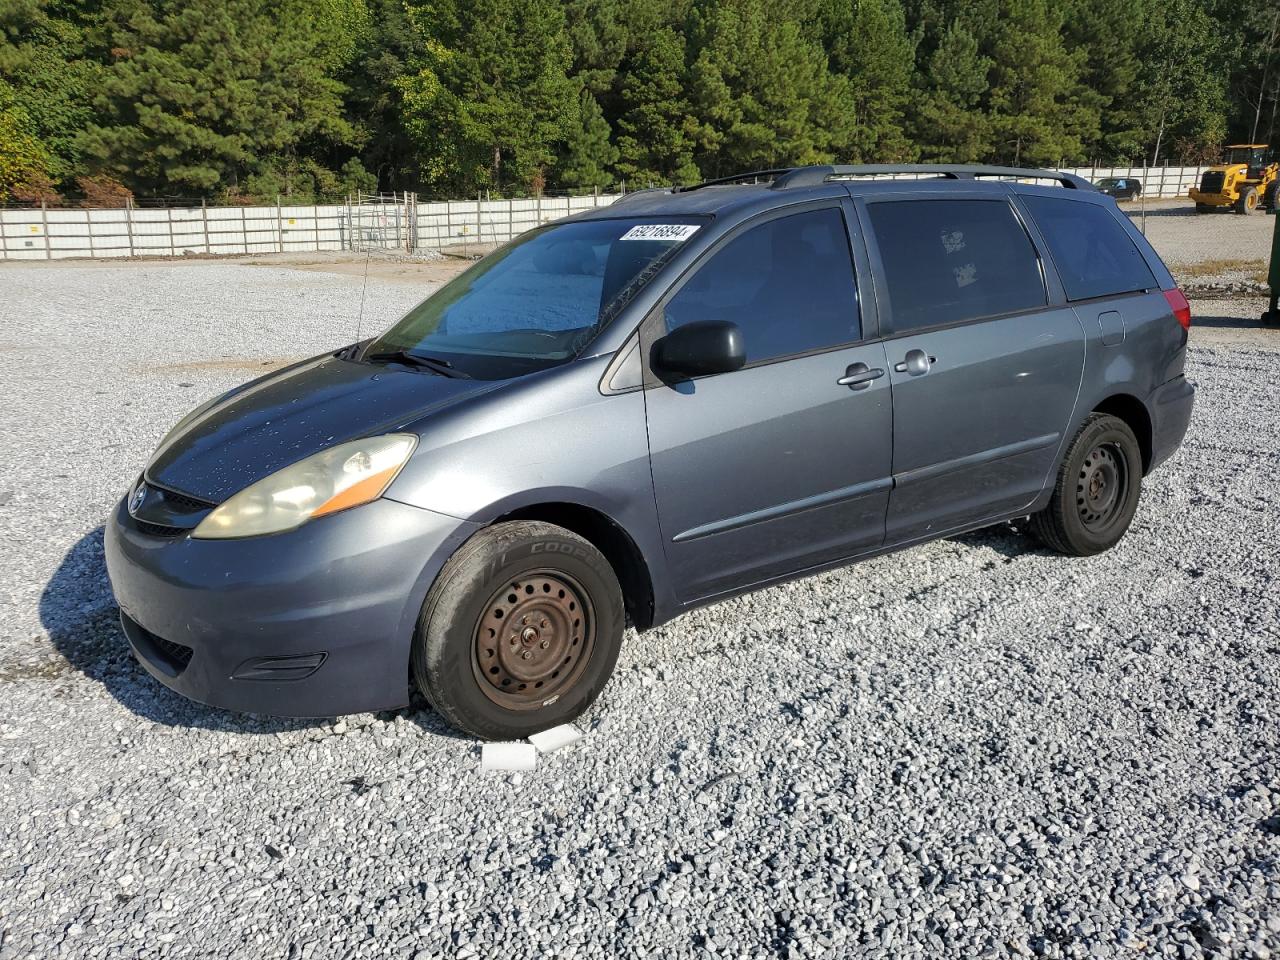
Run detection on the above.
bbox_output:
[651,320,746,378]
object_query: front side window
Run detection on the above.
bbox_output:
[662,207,860,365]
[867,199,1047,333]
[1023,196,1157,301]
[367,217,704,379]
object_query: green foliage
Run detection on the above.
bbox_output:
[2,0,1275,200]
[398,0,580,195]
[840,0,915,162]
[912,21,993,162]
[557,89,619,189]
[611,26,699,186]
[685,0,857,175]
[76,0,361,196]
[0,78,55,199]
[985,0,1101,165]
[0,0,100,182]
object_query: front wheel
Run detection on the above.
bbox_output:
[1029,413,1143,556]
[1235,186,1259,215]
[412,521,625,740]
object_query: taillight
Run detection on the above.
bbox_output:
[1164,288,1191,330]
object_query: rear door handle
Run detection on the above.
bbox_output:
[894,349,936,375]
[837,362,885,390]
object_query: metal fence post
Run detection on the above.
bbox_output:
[166,204,175,257]
[202,199,210,254]
[276,196,284,253]
[85,208,95,258]
[240,204,248,255]
[40,200,51,260]
[477,193,483,247]
[0,208,8,261]
[125,197,135,258]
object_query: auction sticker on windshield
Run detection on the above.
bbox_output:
[619,224,701,241]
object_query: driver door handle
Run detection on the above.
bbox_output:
[837,362,886,390]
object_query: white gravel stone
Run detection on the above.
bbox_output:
[0,259,1277,959]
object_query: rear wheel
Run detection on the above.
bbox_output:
[1195,202,1213,213]
[1029,413,1143,557]
[412,521,625,740]
[1235,185,1259,214]
[1263,181,1279,211]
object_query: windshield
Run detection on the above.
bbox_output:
[1097,178,1121,187]
[364,216,706,379]
[1227,148,1264,166]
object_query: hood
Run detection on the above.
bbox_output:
[146,354,494,502]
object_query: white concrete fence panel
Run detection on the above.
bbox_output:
[0,166,1210,262]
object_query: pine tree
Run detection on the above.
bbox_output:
[76,0,360,196]
[685,0,856,177]
[557,88,619,189]
[913,21,993,162]
[398,0,579,195]
[613,26,700,185]
[985,0,1099,165]
[840,0,916,161]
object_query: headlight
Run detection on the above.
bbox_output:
[191,434,418,539]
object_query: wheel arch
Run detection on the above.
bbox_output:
[490,501,656,631]
[1093,393,1153,473]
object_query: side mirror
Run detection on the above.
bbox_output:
[651,320,746,379]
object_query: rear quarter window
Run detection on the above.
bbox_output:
[1023,195,1157,301]
[866,199,1047,333]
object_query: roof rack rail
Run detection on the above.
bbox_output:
[609,186,676,207]
[769,164,1093,191]
[673,169,798,192]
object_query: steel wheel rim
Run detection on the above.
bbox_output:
[472,569,595,710]
[1076,441,1127,531]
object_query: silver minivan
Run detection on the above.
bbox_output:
[106,164,1195,738]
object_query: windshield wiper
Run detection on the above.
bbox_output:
[363,349,471,379]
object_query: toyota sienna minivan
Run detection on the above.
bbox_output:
[106,164,1195,739]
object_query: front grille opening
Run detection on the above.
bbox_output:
[1200,171,1225,193]
[154,485,215,511]
[122,614,194,676]
[150,633,194,669]
[134,519,185,538]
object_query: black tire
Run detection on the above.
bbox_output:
[1194,203,1213,213]
[1235,185,1259,215]
[1263,181,1279,211]
[1029,413,1143,557]
[412,520,624,740]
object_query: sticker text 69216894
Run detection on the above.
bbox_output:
[619,224,702,242]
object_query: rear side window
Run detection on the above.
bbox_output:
[663,207,860,365]
[1023,196,1157,300]
[867,199,1046,332]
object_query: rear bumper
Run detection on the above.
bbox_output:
[105,496,477,717]
[1148,375,1195,472]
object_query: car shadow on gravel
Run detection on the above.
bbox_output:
[1184,310,1269,329]
[40,526,327,734]
[947,520,1044,559]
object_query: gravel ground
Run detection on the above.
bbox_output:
[1,261,1278,960]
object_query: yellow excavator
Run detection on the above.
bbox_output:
[1189,144,1278,214]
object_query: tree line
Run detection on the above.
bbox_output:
[1,0,1277,204]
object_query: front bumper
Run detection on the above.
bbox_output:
[1148,375,1195,473]
[105,496,477,717]
[1188,189,1232,208]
